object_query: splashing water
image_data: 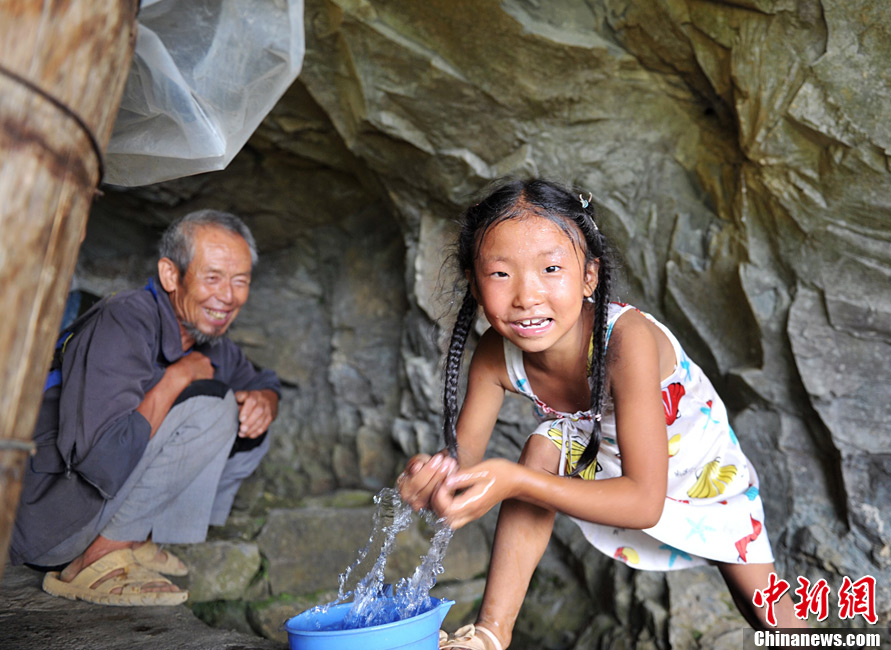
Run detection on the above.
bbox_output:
[304,487,454,631]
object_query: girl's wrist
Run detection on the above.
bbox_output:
[494,458,522,500]
[508,461,555,509]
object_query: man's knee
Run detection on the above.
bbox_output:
[229,430,268,458]
[223,432,270,480]
[162,380,239,450]
[171,379,269,463]
[173,379,232,405]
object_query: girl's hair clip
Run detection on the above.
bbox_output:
[579,193,599,231]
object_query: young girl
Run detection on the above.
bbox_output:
[398,179,801,650]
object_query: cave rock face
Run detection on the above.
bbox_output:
[85,0,890,641]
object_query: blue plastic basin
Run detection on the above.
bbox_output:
[285,597,454,650]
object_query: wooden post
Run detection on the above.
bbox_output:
[0,0,139,577]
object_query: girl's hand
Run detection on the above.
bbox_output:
[434,458,516,529]
[398,451,457,511]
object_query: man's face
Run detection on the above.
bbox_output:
[159,225,253,348]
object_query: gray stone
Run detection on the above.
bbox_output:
[256,506,378,596]
[788,285,891,551]
[667,568,746,650]
[0,564,283,650]
[300,489,376,509]
[255,502,489,598]
[510,540,597,650]
[189,600,255,638]
[430,578,486,631]
[247,591,338,645]
[174,541,263,603]
[438,522,490,582]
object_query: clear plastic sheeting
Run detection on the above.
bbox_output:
[104,0,304,187]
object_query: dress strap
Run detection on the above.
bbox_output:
[605,302,635,352]
[606,302,684,370]
[503,336,528,397]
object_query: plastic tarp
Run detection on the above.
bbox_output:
[104,0,304,187]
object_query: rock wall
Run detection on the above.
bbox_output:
[80,0,890,645]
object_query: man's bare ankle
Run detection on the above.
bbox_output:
[59,557,84,583]
[60,538,135,581]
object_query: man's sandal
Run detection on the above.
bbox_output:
[42,548,188,606]
[439,624,504,650]
[132,540,189,576]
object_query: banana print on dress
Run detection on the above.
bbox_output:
[687,460,738,499]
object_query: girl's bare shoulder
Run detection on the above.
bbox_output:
[607,308,674,381]
[608,306,651,345]
[469,327,511,390]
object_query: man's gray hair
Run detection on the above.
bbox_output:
[159,209,258,274]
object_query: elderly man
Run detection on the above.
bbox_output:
[9,210,280,606]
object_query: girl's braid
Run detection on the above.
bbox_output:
[570,230,612,477]
[442,288,478,458]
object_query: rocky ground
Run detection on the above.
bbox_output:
[0,563,283,650]
[0,488,493,650]
[1,485,770,649]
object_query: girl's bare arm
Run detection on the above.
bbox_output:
[453,328,509,465]
[400,328,507,509]
[440,311,670,530]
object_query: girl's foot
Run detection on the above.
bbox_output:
[439,624,504,650]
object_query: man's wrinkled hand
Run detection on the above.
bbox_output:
[234,389,278,438]
[175,351,214,383]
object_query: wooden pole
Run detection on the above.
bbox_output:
[0,0,139,577]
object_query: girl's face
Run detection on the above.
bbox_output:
[471,213,598,355]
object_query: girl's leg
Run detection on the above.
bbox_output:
[474,435,562,649]
[718,562,806,629]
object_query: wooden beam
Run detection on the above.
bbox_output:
[0,0,139,577]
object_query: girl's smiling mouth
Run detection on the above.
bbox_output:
[511,317,554,336]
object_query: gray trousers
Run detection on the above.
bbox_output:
[31,389,268,566]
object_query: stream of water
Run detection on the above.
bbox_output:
[304,487,454,631]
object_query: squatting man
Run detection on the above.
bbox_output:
[10,210,280,605]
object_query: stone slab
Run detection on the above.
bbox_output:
[0,564,284,650]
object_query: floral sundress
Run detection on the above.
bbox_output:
[504,302,774,570]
